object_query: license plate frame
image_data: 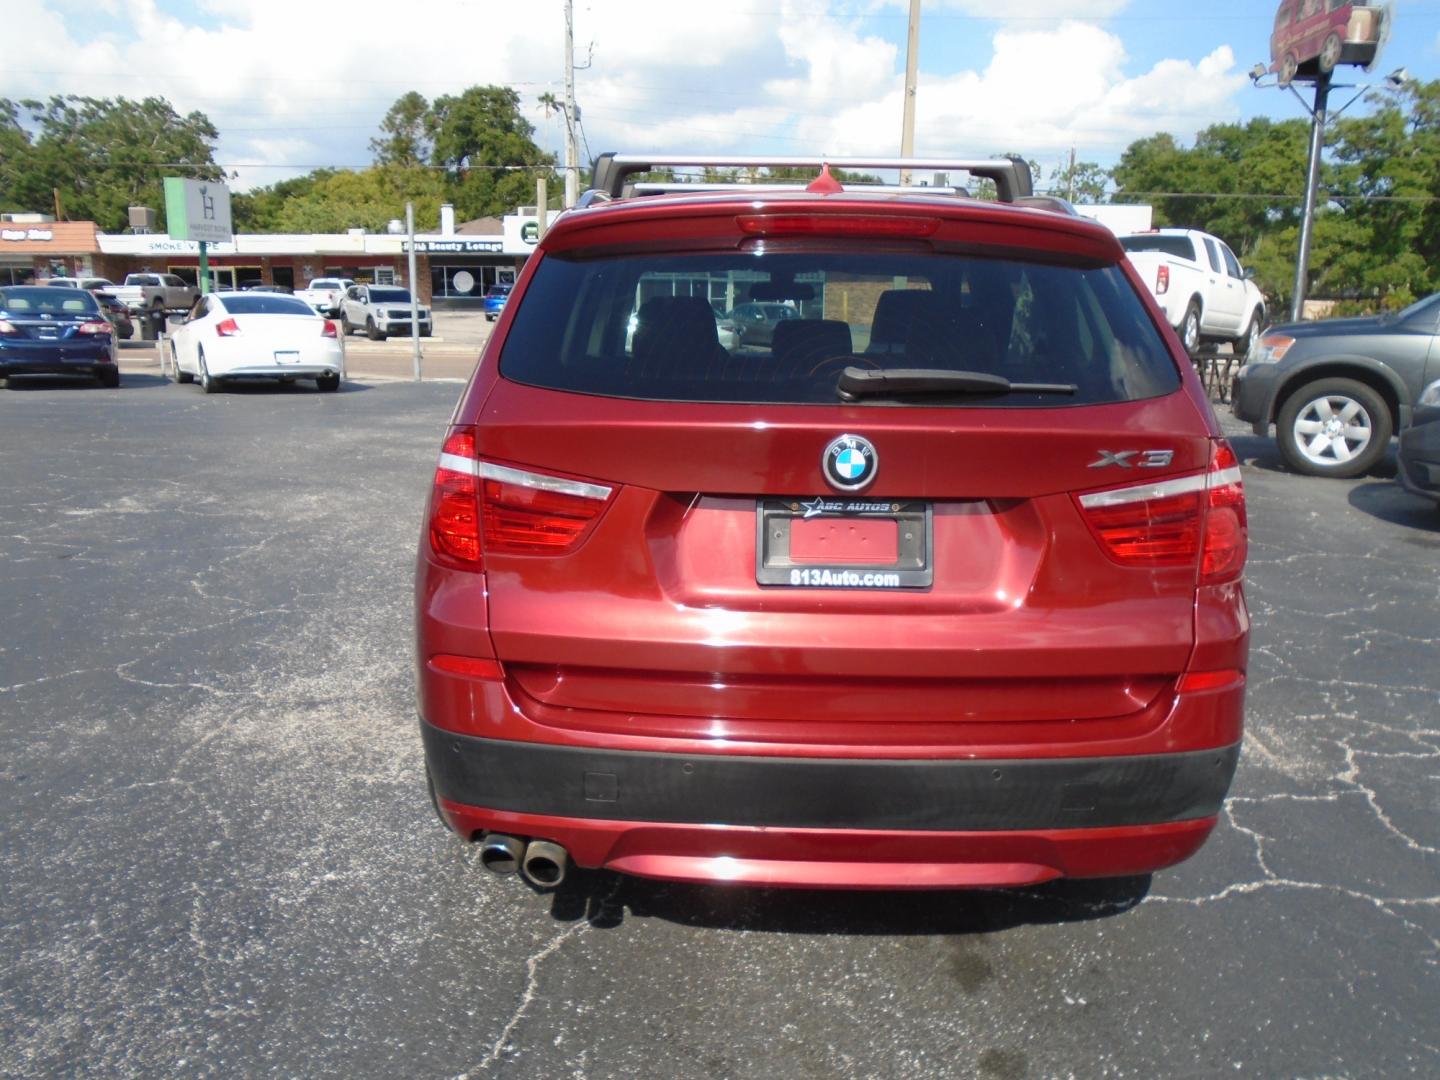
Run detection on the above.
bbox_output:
[274,350,301,365]
[756,498,932,588]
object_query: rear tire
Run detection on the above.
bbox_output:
[315,373,340,392]
[1276,377,1392,478]
[173,342,193,384]
[198,349,221,395]
[98,367,120,389]
[1232,308,1262,358]
[1180,300,1202,355]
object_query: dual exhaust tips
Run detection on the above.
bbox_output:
[479,834,568,888]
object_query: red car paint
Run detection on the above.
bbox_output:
[416,178,1248,890]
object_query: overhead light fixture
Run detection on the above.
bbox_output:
[1249,63,1269,83]
[1386,67,1409,89]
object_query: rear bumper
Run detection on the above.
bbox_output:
[422,719,1239,886]
[1398,413,1440,503]
[1230,362,1279,432]
[0,353,114,376]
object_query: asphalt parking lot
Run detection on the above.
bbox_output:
[2,372,1437,1078]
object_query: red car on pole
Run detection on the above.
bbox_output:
[1270,0,1390,86]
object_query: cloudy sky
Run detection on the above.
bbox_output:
[7,0,1438,192]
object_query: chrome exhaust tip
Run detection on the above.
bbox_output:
[521,840,569,888]
[479,833,525,875]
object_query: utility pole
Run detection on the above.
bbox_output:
[406,201,421,381]
[1068,146,1077,202]
[899,0,920,185]
[564,0,579,208]
[1292,71,1331,322]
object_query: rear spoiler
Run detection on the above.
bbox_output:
[586,153,1036,205]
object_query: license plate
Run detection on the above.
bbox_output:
[274,351,300,364]
[756,498,932,588]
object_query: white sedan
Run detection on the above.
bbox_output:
[170,292,343,393]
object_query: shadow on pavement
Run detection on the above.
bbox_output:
[2,374,130,391]
[183,378,372,395]
[539,867,1151,935]
[1349,481,1440,533]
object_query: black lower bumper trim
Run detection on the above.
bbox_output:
[421,720,1240,832]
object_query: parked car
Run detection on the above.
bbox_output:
[338,284,431,340]
[244,283,293,294]
[169,291,341,393]
[0,286,118,387]
[1232,292,1440,477]
[415,152,1249,891]
[1120,230,1267,356]
[482,283,512,322]
[109,272,199,318]
[296,277,355,315]
[95,293,134,340]
[1270,0,1389,87]
[45,276,119,293]
[1397,378,1440,509]
[723,300,801,348]
[43,277,133,339]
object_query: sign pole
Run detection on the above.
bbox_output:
[406,202,421,382]
[198,240,210,296]
[1290,71,1331,323]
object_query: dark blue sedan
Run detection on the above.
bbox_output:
[483,283,512,322]
[0,286,118,387]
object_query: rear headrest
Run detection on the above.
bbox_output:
[630,296,721,376]
[868,289,947,353]
[771,319,854,375]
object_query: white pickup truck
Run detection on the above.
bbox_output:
[296,277,355,316]
[1119,229,1267,356]
[109,273,200,317]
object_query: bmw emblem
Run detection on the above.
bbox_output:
[822,434,878,492]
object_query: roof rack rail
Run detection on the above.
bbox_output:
[587,153,1034,204]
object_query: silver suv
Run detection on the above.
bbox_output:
[338,284,432,341]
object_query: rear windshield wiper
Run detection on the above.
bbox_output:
[836,366,1078,402]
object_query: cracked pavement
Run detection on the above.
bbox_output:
[1,375,1437,1078]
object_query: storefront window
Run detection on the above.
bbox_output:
[430,263,518,300]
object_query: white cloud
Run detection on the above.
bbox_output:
[3,0,1247,198]
[786,21,1246,169]
[881,0,1131,18]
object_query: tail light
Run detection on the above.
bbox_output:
[1076,440,1246,584]
[321,320,338,337]
[426,427,615,569]
[215,318,241,337]
[78,321,114,335]
[1156,265,1170,294]
[736,214,940,239]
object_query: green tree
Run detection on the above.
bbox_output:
[370,91,431,167]
[231,170,334,232]
[1047,158,1109,203]
[425,86,557,219]
[0,95,220,230]
[266,166,450,233]
[1327,79,1440,305]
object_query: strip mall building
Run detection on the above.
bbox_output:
[0,209,546,306]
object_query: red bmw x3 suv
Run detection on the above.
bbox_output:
[416,154,1248,891]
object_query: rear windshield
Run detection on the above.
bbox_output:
[0,287,100,315]
[1120,235,1197,261]
[498,250,1180,407]
[219,295,315,316]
